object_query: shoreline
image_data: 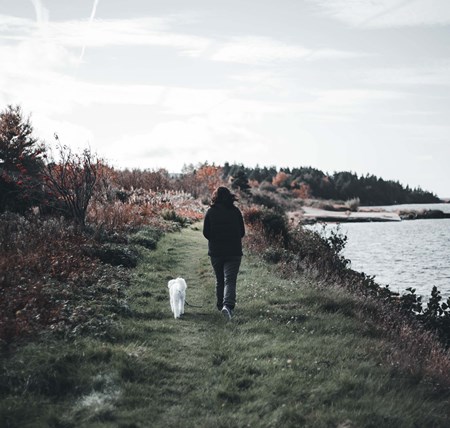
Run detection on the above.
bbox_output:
[290,207,450,224]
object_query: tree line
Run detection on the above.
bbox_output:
[222,162,441,205]
[1,104,440,223]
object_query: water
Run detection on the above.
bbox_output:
[311,207,450,300]
[370,203,450,213]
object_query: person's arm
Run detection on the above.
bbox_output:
[203,210,211,240]
[238,209,245,238]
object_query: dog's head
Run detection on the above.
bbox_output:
[168,277,187,291]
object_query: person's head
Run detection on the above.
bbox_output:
[211,186,237,207]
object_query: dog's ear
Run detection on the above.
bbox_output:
[168,279,175,288]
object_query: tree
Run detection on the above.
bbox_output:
[272,171,291,188]
[231,169,251,194]
[0,105,45,213]
[43,138,100,227]
[177,163,224,199]
[196,165,224,194]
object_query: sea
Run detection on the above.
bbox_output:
[314,203,450,300]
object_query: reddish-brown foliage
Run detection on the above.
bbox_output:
[87,189,205,233]
[0,215,104,342]
[177,164,225,199]
[196,165,224,193]
[272,171,291,188]
[115,168,172,191]
[292,182,311,199]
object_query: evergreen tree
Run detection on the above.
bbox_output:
[231,169,251,193]
[0,105,45,213]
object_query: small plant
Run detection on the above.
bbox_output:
[160,209,187,226]
[418,286,450,346]
[262,246,285,264]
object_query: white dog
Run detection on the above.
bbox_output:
[167,277,187,319]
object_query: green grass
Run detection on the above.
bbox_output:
[1,225,450,427]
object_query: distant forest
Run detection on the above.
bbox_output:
[221,163,441,206]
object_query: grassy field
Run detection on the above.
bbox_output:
[1,225,450,427]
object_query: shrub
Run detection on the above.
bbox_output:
[244,206,289,239]
[243,207,289,257]
[43,141,101,228]
[345,197,360,212]
[161,209,187,226]
[262,247,285,264]
[417,286,450,346]
[128,227,163,250]
[259,181,276,192]
[88,200,152,234]
[251,192,280,210]
[0,214,128,343]
[260,209,289,241]
[88,244,139,268]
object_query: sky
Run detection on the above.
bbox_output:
[1,0,450,197]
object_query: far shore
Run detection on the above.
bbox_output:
[290,206,450,224]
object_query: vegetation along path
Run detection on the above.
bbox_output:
[2,225,450,427]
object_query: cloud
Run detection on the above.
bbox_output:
[0,13,211,58]
[32,114,95,150]
[104,113,323,172]
[211,36,310,64]
[309,0,450,28]
[306,48,367,61]
[211,36,361,64]
[361,63,450,86]
[53,18,211,57]
[105,116,274,171]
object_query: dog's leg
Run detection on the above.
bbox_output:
[169,291,175,314]
[180,293,185,315]
[176,291,183,317]
[173,291,181,319]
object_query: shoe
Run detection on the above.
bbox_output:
[221,306,232,320]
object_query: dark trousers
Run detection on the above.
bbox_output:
[210,256,242,311]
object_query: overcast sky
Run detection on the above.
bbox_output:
[1,0,450,197]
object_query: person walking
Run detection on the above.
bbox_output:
[203,186,245,320]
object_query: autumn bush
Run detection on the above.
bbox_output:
[0,213,131,343]
[41,141,101,227]
[115,168,173,191]
[0,166,206,343]
[87,188,204,237]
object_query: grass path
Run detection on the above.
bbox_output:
[2,225,450,427]
[110,225,450,427]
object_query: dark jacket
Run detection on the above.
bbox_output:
[203,203,245,257]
